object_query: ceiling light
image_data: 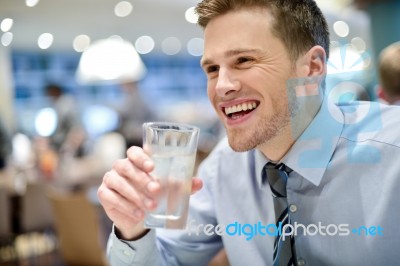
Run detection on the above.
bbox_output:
[25,0,40,7]
[76,37,147,84]
[1,18,13,32]
[187,38,203,56]
[37,33,53,49]
[185,7,198,24]
[161,37,181,55]
[333,21,350,38]
[135,35,155,54]
[351,37,366,53]
[1,32,13,46]
[73,34,91,52]
[114,1,133,17]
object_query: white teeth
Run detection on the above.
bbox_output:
[224,102,258,115]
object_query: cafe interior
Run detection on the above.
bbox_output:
[0,0,399,265]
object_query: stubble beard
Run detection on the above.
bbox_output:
[226,101,291,152]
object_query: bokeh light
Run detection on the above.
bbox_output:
[185,7,198,24]
[135,35,155,54]
[1,18,13,32]
[161,37,181,55]
[73,34,91,52]
[187,37,203,56]
[1,32,13,46]
[114,1,133,17]
[38,33,54,49]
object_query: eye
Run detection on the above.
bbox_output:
[237,57,252,64]
[206,65,219,74]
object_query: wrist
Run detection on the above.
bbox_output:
[114,223,150,241]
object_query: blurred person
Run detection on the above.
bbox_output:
[115,81,155,149]
[45,83,87,157]
[0,117,12,170]
[32,136,58,181]
[98,0,400,265]
[377,41,400,105]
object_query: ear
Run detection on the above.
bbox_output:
[297,45,326,78]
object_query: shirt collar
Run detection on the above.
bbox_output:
[255,149,269,189]
[255,99,344,188]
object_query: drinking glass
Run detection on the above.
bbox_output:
[142,122,200,229]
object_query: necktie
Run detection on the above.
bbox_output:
[263,162,296,266]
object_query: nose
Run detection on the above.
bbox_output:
[215,68,240,97]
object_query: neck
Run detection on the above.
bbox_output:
[258,94,323,161]
[257,125,295,162]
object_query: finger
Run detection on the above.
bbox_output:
[104,170,159,210]
[102,170,152,209]
[126,146,154,172]
[112,159,161,199]
[191,177,203,195]
[97,181,144,221]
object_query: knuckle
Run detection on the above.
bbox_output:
[97,186,105,200]
[112,158,123,170]
[127,146,142,159]
[113,159,130,176]
[102,171,110,181]
[102,172,113,187]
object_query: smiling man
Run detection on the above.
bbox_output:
[98,1,400,265]
[200,5,325,160]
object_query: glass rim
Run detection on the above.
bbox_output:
[143,121,200,132]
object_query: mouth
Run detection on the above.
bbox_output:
[222,101,260,120]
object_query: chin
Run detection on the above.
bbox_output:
[227,134,258,152]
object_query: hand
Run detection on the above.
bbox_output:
[97,146,203,240]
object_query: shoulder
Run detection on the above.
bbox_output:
[338,101,400,147]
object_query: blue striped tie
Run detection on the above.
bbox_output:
[263,162,296,266]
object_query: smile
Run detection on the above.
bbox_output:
[223,101,259,119]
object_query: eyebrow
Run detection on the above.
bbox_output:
[200,48,262,67]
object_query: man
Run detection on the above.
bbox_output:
[45,83,86,156]
[377,42,400,105]
[98,0,400,265]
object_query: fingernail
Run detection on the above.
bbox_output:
[143,160,153,169]
[147,181,159,192]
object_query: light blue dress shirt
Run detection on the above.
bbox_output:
[107,100,400,266]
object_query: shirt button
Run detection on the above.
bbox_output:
[289,204,298,213]
[297,258,306,266]
[123,250,131,256]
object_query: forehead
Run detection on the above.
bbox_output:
[201,8,276,63]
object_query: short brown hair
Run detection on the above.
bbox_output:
[195,0,329,61]
[379,42,400,97]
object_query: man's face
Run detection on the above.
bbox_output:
[201,8,300,152]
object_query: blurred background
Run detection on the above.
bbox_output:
[0,0,399,265]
